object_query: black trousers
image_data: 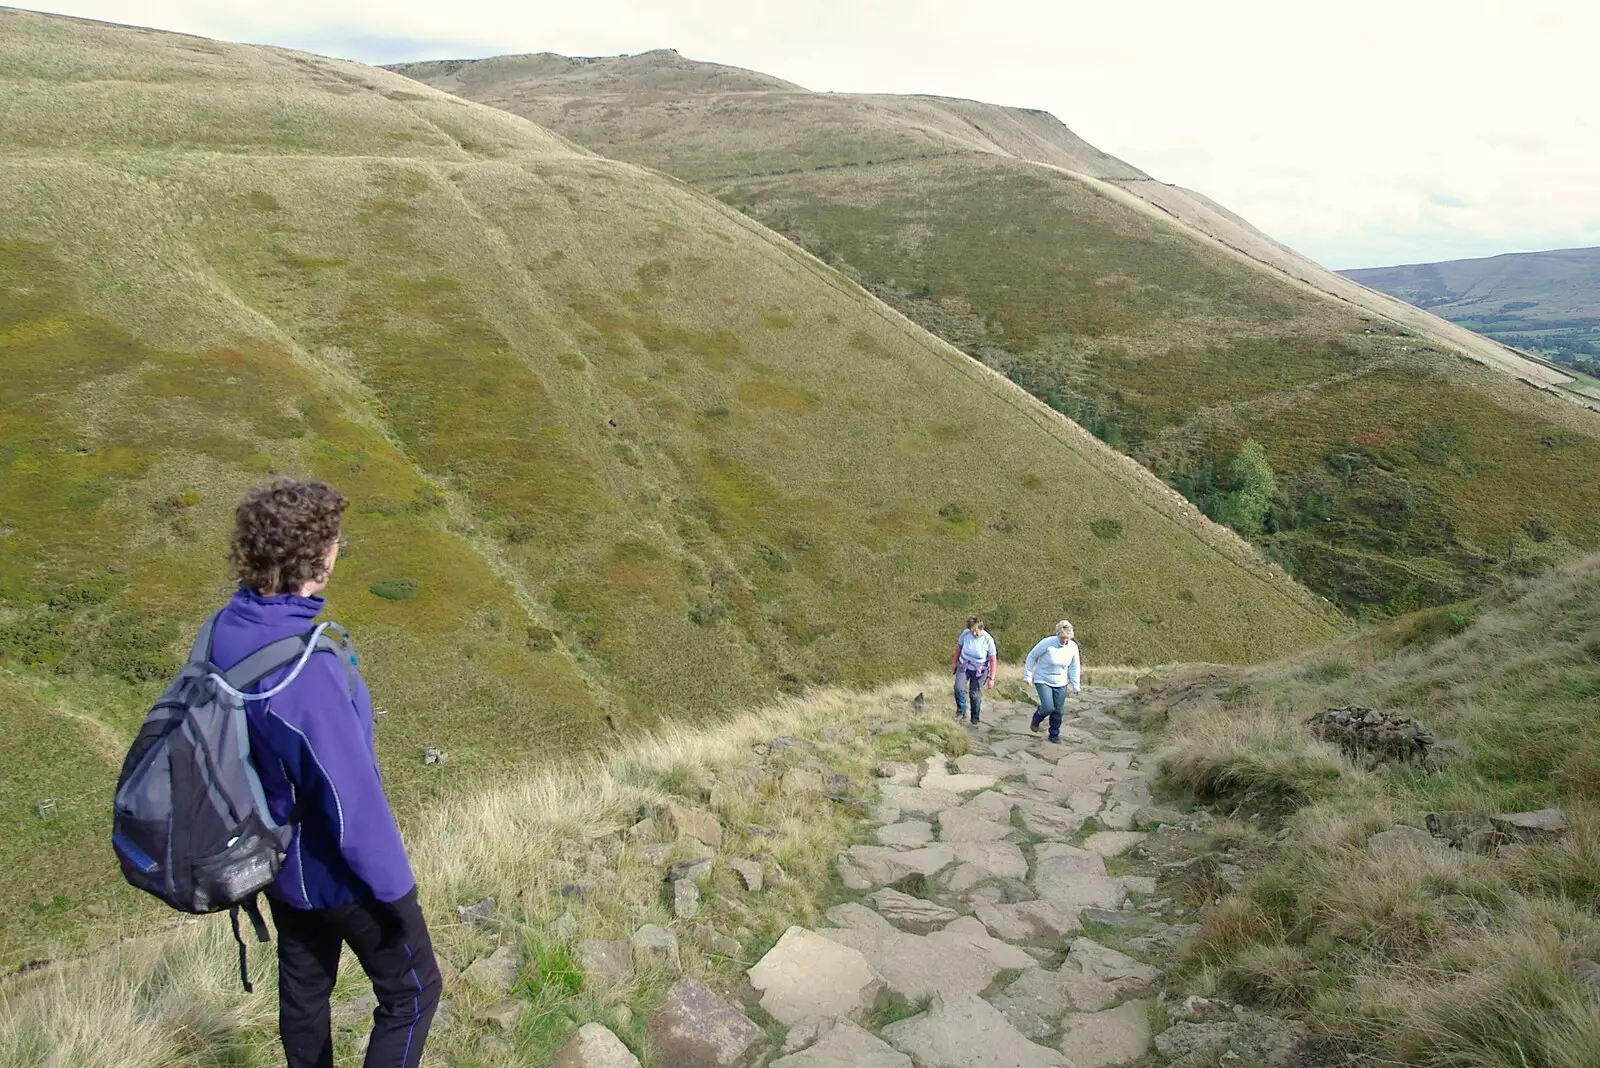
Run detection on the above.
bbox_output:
[269,889,441,1068]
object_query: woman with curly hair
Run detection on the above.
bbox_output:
[208,478,439,1068]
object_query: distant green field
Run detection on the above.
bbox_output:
[395,52,1600,618]
[0,9,1336,964]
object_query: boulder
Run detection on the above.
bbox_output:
[824,902,896,933]
[836,854,873,890]
[1081,831,1146,857]
[938,807,1012,843]
[873,762,920,786]
[938,863,991,894]
[974,900,1080,943]
[668,856,714,884]
[1367,825,1446,856]
[951,840,1029,880]
[665,802,723,848]
[819,925,1002,1002]
[575,939,634,989]
[631,924,682,974]
[875,820,935,849]
[330,993,377,1030]
[881,991,1068,1068]
[956,755,1022,780]
[693,925,742,958]
[479,999,526,1031]
[747,927,883,1025]
[1491,809,1568,843]
[1057,1001,1153,1068]
[962,791,1016,822]
[879,783,965,814]
[1014,799,1086,840]
[457,897,495,926]
[1152,1012,1303,1068]
[1308,705,1434,766]
[870,888,960,933]
[839,844,956,885]
[771,1017,913,1068]
[553,1022,642,1068]
[667,876,701,920]
[549,911,579,942]
[1032,845,1125,911]
[462,945,521,995]
[728,858,765,892]
[1425,810,1495,848]
[920,756,999,795]
[648,978,764,1068]
[928,915,1039,971]
[1131,806,1183,830]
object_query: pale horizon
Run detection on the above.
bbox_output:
[17,0,1600,271]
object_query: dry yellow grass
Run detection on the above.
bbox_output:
[1152,552,1600,1064]
[0,673,968,1067]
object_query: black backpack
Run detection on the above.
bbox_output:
[112,610,354,990]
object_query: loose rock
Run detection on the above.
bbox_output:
[457,897,495,926]
[748,927,883,1025]
[771,1017,913,1068]
[882,991,1068,1067]
[648,978,764,1068]
[728,857,764,892]
[575,939,634,988]
[1057,1000,1153,1067]
[870,888,960,933]
[1491,808,1568,843]
[462,945,521,995]
[553,1022,642,1068]
[1367,825,1446,856]
[665,802,724,848]
[632,924,682,973]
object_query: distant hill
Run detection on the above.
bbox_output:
[0,9,1337,964]
[1342,246,1600,389]
[392,50,1600,616]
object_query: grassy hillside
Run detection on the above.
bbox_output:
[392,50,1600,617]
[1155,551,1600,1065]
[0,9,1337,966]
[1343,246,1600,391]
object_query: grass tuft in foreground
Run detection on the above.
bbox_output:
[1151,552,1600,1066]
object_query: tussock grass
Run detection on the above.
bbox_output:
[0,674,964,1066]
[1160,554,1600,1065]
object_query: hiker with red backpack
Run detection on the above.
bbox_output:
[113,479,439,1068]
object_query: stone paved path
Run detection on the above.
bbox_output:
[752,686,1187,1068]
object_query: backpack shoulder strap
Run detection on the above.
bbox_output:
[222,633,317,692]
[189,610,224,666]
[218,622,357,698]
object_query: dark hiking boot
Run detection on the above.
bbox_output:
[1029,714,1043,733]
[1047,735,1061,744]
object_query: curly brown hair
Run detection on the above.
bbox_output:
[230,479,347,596]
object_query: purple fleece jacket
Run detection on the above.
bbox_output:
[209,586,416,910]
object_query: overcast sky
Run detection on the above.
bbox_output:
[28,0,1600,269]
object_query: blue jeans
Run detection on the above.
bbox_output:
[1030,682,1068,740]
[954,668,986,723]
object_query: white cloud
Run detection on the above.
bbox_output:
[24,0,1600,269]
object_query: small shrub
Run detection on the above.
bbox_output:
[368,578,419,601]
[1090,518,1123,541]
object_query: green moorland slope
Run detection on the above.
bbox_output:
[0,9,1337,964]
[1156,551,1600,1065]
[392,50,1600,616]
[1343,245,1600,390]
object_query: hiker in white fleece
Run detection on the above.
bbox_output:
[1024,620,1081,743]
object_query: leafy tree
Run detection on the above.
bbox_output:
[1218,440,1277,536]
